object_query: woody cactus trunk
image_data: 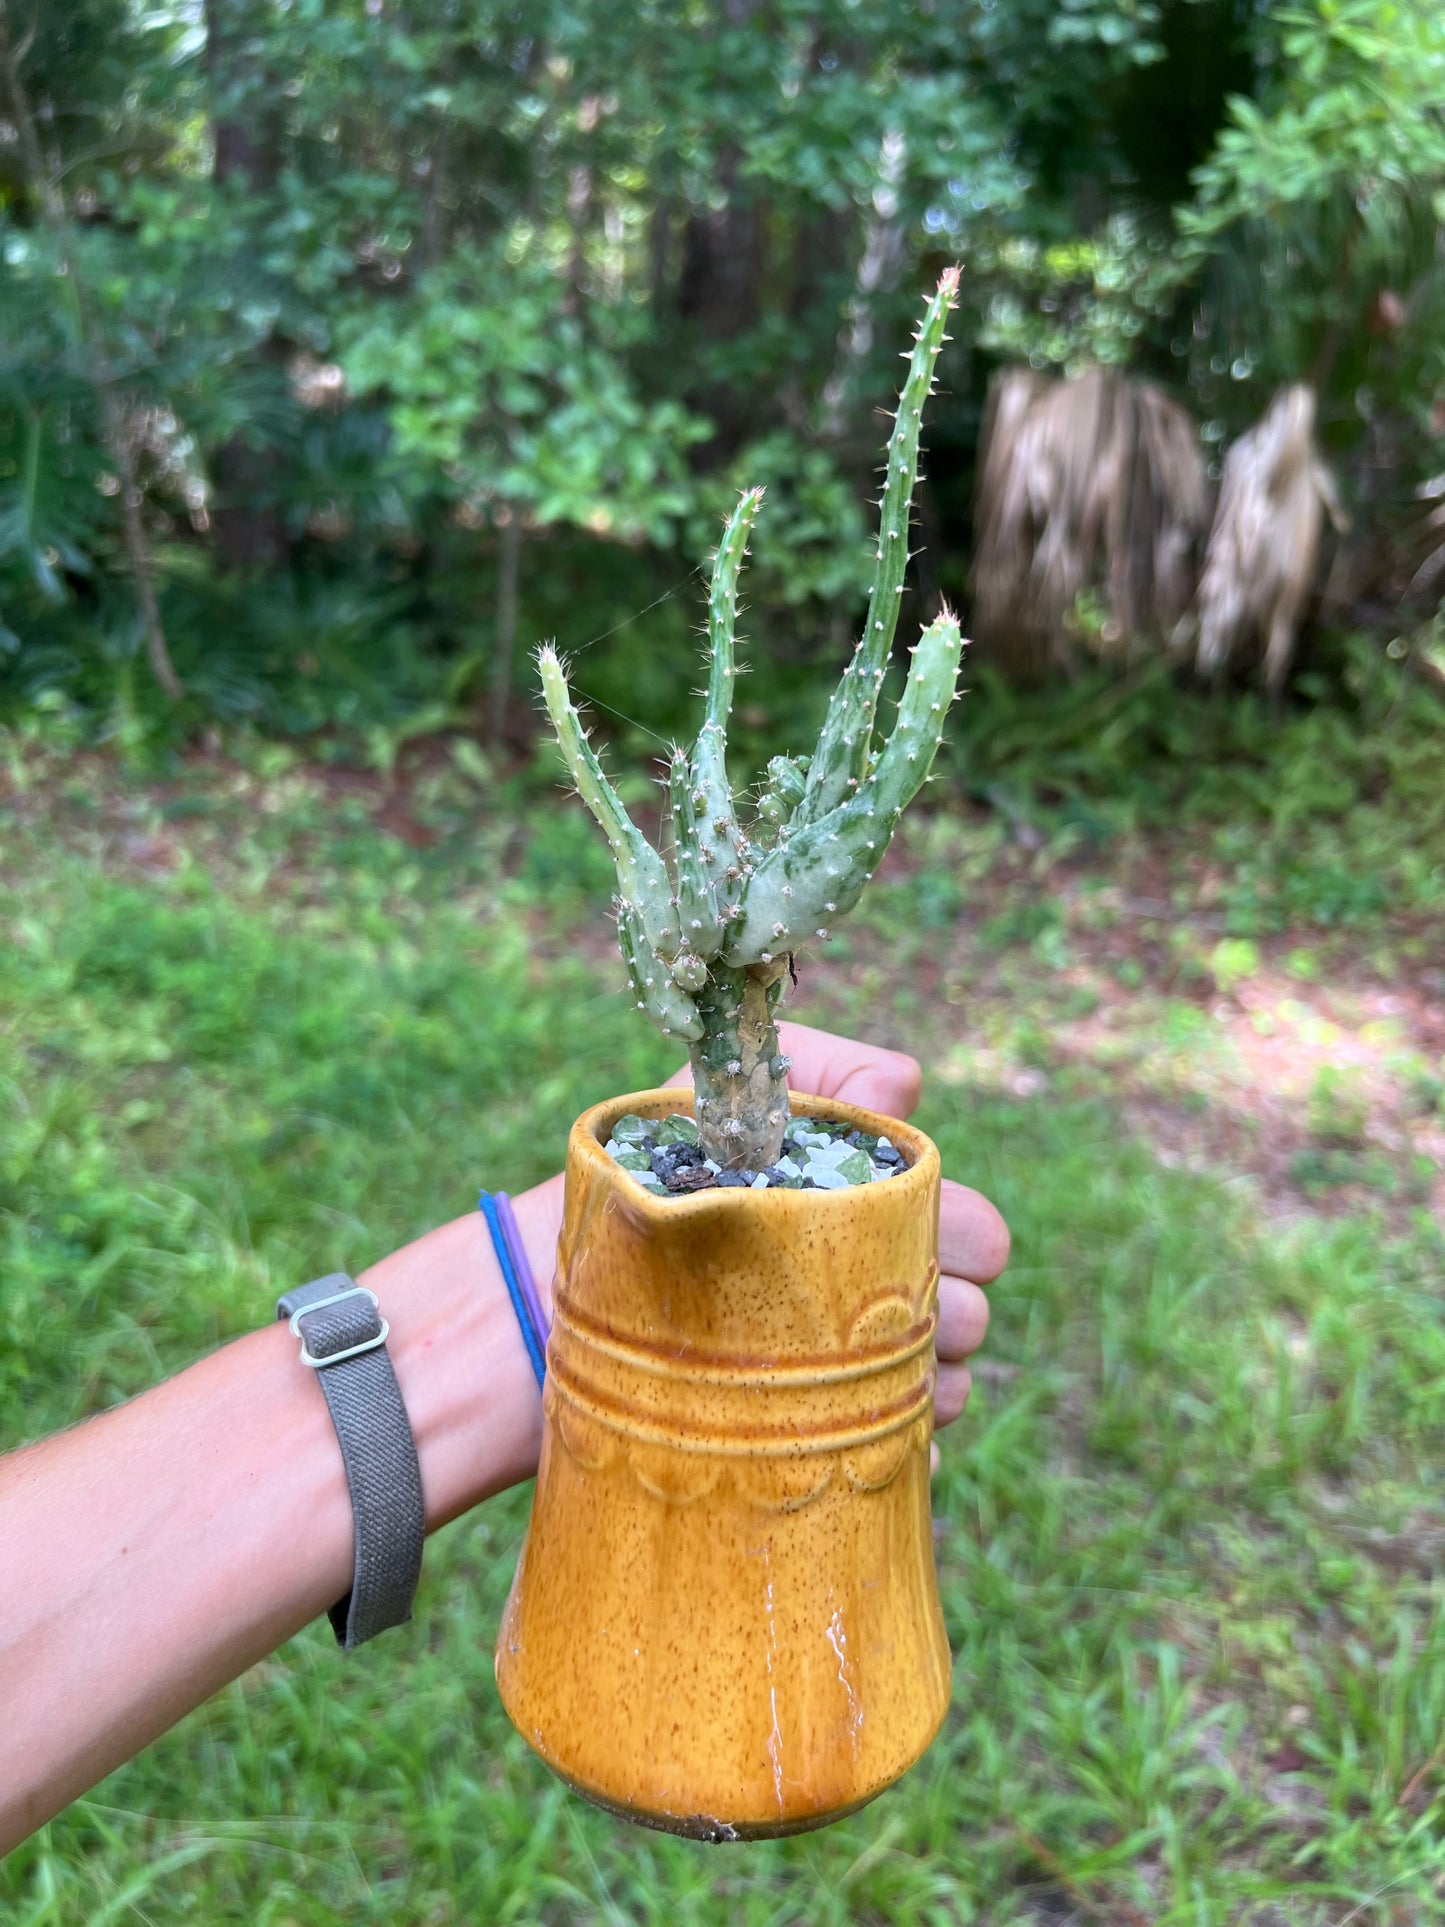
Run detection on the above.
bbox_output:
[539,269,964,1168]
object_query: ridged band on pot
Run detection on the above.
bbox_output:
[495,1087,952,1840]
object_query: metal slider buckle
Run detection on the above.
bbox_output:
[290,1285,390,1369]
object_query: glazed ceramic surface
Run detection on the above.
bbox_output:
[495,1087,951,1839]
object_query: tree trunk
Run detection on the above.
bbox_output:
[563,162,592,312]
[203,0,291,573]
[677,155,765,461]
[204,0,281,191]
[648,195,675,317]
[675,0,767,462]
[101,389,184,700]
[820,129,907,437]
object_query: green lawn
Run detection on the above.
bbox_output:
[2,742,1443,1923]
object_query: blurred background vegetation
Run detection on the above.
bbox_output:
[4,2,1445,1918]
[0,0,1442,763]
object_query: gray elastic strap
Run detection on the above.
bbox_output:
[277,1274,425,1650]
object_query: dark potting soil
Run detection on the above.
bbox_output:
[602,1113,910,1198]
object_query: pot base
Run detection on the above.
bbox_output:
[550,1757,886,1842]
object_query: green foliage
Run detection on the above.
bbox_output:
[340,247,707,544]
[1184,1,1445,235]
[2,0,1441,739]
[1179,0,1445,414]
[1305,1064,1371,1146]
[683,429,874,611]
[517,807,619,903]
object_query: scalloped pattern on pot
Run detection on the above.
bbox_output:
[544,1280,938,1510]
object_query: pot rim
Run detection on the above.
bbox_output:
[567,1085,940,1222]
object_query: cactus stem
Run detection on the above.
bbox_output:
[688,961,789,1168]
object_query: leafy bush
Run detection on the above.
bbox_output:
[3,0,1443,740]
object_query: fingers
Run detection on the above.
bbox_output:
[777,1022,923,1119]
[932,1275,987,1438]
[666,1020,923,1119]
[934,1362,972,1430]
[932,1177,1008,1441]
[937,1276,989,1363]
[939,1179,1011,1285]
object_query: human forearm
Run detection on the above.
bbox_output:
[0,1176,563,1854]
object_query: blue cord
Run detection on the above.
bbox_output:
[479,1191,548,1390]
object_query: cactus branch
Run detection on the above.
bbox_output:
[618,898,704,1040]
[690,487,762,892]
[538,645,679,961]
[755,753,809,837]
[722,610,964,965]
[796,266,960,826]
[702,487,762,741]
[667,745,724,968]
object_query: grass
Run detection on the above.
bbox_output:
[2,732,1444,1924]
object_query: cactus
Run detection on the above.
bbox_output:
[538,269,965,1171]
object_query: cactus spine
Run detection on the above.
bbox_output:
[538,270,965,1171]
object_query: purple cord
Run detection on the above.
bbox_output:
[495,1191,551,1354]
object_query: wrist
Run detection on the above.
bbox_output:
[358,1175,563,1532]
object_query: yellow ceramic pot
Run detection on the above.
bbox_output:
[495,1086,951,1840]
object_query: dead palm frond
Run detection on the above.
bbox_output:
[971,365,1209,680]
[1195,384,1347,699]
[971,367,1052,676]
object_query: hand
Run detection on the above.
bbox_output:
[666,1020,1009,1436]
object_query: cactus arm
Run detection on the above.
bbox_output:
[701,488,762,740]
[857,608,965,808]
[667,745,724,974]
[722,611,964,965]
[795,267,960,828]
[690,487,763,892]
[537,645,680,961]
[617,899,704,1041]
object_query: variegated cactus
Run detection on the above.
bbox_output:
[539,269,965,1170]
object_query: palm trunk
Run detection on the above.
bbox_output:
[101,388,183,699]
[820,129,907,437]
[203,0,290,573]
